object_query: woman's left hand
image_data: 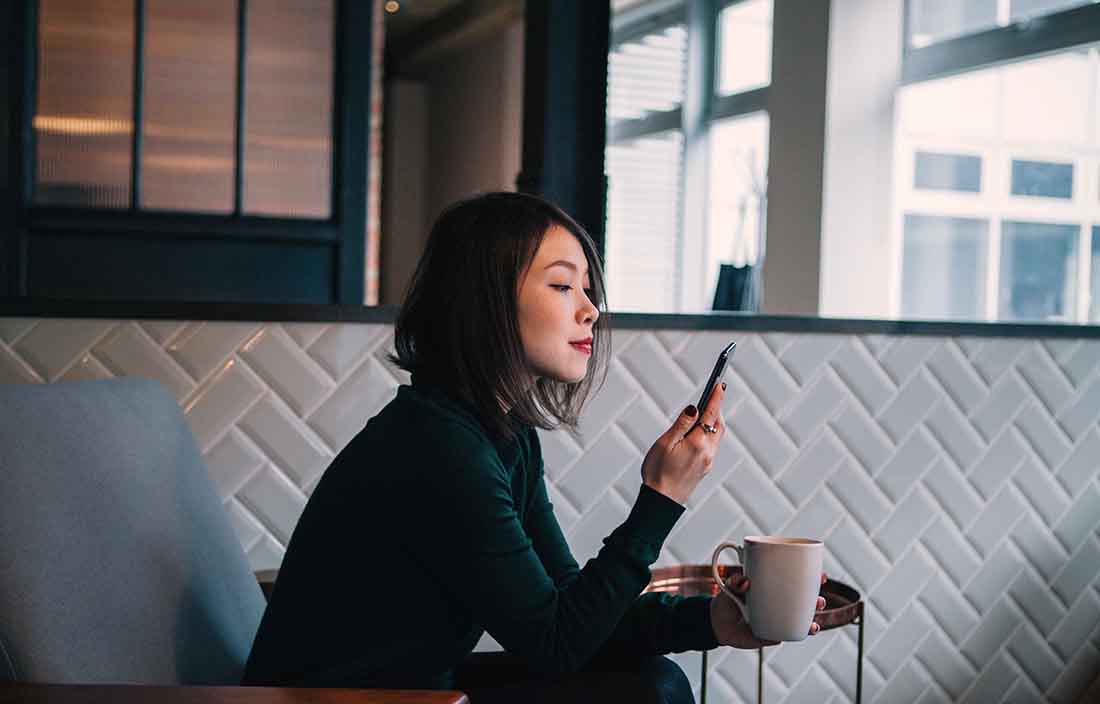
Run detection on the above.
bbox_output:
[710,573,828,649]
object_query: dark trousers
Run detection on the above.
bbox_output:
[454,651,695,704]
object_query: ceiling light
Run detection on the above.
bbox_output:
[384,1,400,13]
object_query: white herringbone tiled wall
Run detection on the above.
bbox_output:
[1,317,1099,704]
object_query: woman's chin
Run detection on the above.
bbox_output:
[531,358,588,385]
[545,368,587,384]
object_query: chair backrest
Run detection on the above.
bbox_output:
[0,378,266,685]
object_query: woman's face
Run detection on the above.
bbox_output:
[516,225,600,384]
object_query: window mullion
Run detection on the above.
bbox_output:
[607,108,682,143]
[130,0,145,210]
[679,0,718,311]
[234,0,248,216]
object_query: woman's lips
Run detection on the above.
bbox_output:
[569,342,592,355]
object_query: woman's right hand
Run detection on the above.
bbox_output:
[640,382,727,504]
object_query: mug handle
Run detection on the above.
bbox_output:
[711,541,750,622]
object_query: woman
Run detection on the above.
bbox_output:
[242,192,822,702]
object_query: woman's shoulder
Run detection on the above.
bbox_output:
[397,382,482,424]
[381,384,497,456]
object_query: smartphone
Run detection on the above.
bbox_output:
[693,340,736,422]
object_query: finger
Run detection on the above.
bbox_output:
[816,596,826,610]
[809,622,820,636]
[821,573,827,585]
[724,576,749,593]
[700,381,727,426]
[668,404,699,439]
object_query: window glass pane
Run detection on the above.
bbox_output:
[605,131,684,312]
[142,0,236,213]
[706,113,768,306]
[893,47,1094,323]
[1010,160,1073,199]
[716,0,772,95]
[999,221,1078,321]
[1010,0,1095,21]
[1091,226,1100,322]
[34,0,133,208]
[243,0,333,218]
[902,215,988,319]
[914,152,981,192]
[907,0,997,47]
[897,69,997,140]
[1003,49,1089,145]
[607,25,687,122]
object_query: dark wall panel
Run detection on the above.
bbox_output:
[26,233,335,303]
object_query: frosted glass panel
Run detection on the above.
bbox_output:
[142,0,237,213]
[243,0,334,218]
[35,0,134,209]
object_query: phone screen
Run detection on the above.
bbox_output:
[695,340,737,414]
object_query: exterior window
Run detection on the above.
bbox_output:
[1090,226,1100,322]
[1010,160,1073,199]
[1010,0,1095,22]
[605,131,684,312]
[999,221,1079,321]
[901,215,988,320]
[705,112,768,303]
[895,45,1097,322]
[606,0,774,312]
[914,152,981,192]
[607,25,687,122]
[907,0,997,48]
[716,0,771,95]
[908,0,1094,48]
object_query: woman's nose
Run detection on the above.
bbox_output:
[578,300,598,324]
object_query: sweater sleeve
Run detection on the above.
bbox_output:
[523,441,719,660]
[408,424,684,675]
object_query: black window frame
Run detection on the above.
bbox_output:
[608,0,768,144]
[3,0,371,304]
[902,1,1100,84]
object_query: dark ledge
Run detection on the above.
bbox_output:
[1,298,1100,339]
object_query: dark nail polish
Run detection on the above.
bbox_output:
[721,381,727,391]
[684,405,697,417]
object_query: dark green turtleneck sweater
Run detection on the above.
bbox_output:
[242,376,718,689]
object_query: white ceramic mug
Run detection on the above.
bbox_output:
[711,536,824,642]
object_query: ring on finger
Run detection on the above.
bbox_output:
[701,422,718,434]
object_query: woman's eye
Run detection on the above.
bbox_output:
[551,285,572,292]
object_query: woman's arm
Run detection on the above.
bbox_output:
[523,441,718,660]
[408,425,683,676]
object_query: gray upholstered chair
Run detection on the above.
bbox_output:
[0,378,465,703]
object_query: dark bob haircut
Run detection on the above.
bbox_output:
[390,191,610,442]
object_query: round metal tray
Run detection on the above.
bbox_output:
[645,564,862,631]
